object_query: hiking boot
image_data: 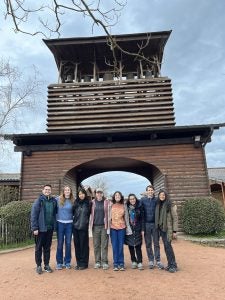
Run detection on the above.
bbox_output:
[94,262,101,269]
[156,261,164,270]
[56,264,63,270]
[131,262,138,269]
[36,266,43,275]
[102,263,109,270]
[149,261,154,269]
[137,263,144,270]
[44,265,53,273]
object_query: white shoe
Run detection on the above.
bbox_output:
[137,263,144,270]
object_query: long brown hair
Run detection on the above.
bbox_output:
[59,185,74,206]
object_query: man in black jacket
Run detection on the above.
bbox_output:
[31,184,57,274]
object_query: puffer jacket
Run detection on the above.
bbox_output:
[125,200,143,246]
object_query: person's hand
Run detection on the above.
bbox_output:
[172,232,177,240]
[33,230,39,236]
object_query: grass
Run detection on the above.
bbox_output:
[187,229,225,240]
[0,239,34,251]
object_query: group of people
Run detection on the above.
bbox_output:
[31,184,178,275]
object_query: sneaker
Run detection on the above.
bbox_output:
[168,267,177,273]
[102,263,109,270]
[149,261,154,269]
[131,262,138,269]
[79,266,88,270]
[165,265,170,271]
[56,264,63,270]
[44,265,53,273]
[65,263,71,269]
[113,266,119,271]
[119,265,125,271]
[94,262,101,269]
[36,266,42,275]
[137,263,144,270]
[156,261,164,270]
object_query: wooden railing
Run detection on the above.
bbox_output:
[47,77,175,131]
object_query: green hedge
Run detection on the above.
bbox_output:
[0,186,19,207]
[182,197,225,235]
[0,201,33,245]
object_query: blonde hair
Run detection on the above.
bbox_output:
[59,185,74,206]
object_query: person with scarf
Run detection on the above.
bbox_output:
[155,189,178,273]
[125,193,144,270]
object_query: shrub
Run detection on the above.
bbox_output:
[0,186,19,207]
[0,201,33,245]
[182,197,225,235]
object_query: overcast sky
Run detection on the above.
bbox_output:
[0,0,225,197]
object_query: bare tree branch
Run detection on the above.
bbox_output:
[0,59,43,133]
[3,1,161,76]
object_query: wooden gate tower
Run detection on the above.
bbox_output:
[10,31,220,230]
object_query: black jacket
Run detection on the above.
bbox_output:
[73,198,92,231]
[125,200,143,246]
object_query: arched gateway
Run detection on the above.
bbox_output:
[9,30,222,231]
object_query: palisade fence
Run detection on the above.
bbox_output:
[0,200,33,247]
[0,215,32,246]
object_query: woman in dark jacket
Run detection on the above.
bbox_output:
[155,189,178,273]
[73,188,92,270]
[125,193,144,270]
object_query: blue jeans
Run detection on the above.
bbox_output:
[110,228,126,267]
[144,223,160,262]
[160,230,177,268]
[56,222,73,265]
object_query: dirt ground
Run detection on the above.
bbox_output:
[0,238,225,300]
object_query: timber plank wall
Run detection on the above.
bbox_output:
[20,143,209,230]
[47,77,175,131]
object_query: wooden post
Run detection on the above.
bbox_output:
[139,60,144,78]
[58,61,63,83]
[74,63,79,82]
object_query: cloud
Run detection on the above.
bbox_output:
[0,1,224,194]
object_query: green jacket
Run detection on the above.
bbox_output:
[155,201,178,241]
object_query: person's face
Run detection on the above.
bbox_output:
[159,192,166,201]
[146,187,154,197]
[96,191,103,201]
[129,196,136,205]
[78,191,85,200]
[115,192,121,202]
[64,186,71,198]
[42,186,51,196]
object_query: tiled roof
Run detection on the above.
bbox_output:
[0,173,20,181]
[208,168,225,183]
